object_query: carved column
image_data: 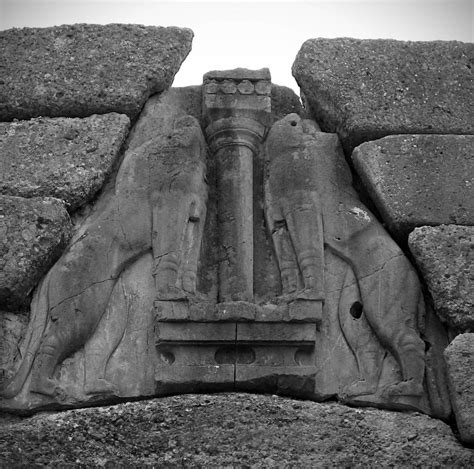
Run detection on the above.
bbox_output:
[203,69,272,302]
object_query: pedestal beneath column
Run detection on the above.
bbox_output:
[154,300,322,397]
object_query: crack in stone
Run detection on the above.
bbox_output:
[50,277,116,312]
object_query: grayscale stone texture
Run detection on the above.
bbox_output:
[0,113,130,210]
[292,38,474,153]
[444,334,474,445]
[352,134,473,239]
[0,26,473,457]
[0,195,72,310]
[0,24,193,121]
[409,225,474,332]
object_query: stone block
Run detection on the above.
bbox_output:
[0,24,193,121]
[288,299,323,323]
[0,114,130,210]
[409,225,474,331]
[444,333,474,445]
[157,322,236,343]
[352,135,474,239]
[236,323,316,344]
[0,195,71,310]
[292,38,474,152]
[155,365,235,394]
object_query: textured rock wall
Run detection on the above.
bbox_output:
[0,24,192,312]
[0,24,193,121]
[293,37,472,444]
[293,38,473,153]
[0,26,472,449]
[0,24,193,401]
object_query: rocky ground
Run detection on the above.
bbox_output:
[0,393,473,467]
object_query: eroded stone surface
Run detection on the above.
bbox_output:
[0,196,72,311]
[292,38,474,152]
[0,114,208,405]
[0,71,451,417]
[0,114,130,210]
[203,68,272,302]
[264,114,430,412]
[1,394,472,467]
[0,312,28,378]
[0,24,193,121]
[409,225,474,331]
[444,334,474,445]
[352,135,474,239]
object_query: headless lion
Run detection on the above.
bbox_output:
[264,114,425,397]
[1,115,208,399]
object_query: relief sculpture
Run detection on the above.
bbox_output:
[0,73,439,415]
[0,114,208,400]
[264,114,426,399]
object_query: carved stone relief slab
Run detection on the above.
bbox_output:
[0,70,446,416]
[264,114,429,411]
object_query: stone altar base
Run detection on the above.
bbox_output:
[155,300,321,398]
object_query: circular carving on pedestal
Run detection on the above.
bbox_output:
[157,346,175,365]
[295,348,313,366]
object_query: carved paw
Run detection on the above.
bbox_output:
[85,378,119,396]
[382,380,424,398]
[340,379,377,398]
[31,377,68,401]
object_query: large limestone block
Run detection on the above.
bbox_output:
[409,225,474,331]
[352,135,474,238]
[1,394,473,467]
[444,334,474,445]
[0,114,130,210]
[292,38,474,152]
[0,24,193,121]
[0,195,71,311]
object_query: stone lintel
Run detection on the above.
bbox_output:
[155,300,322,324]
[203,67,271,82]
[157,321,316,345]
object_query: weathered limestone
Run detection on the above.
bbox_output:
[155,303,318,396]
[352,135,474,239]
[0,312,28,381]
[0,24,193,121]
[0,114,208,404]
[409,225,474,332]
[202,68,272,302]
[0,65,454,419]
[264,114,430,412]
[0,196,72,311]
[292,38,474,152]
[444,334,474,445]
[0,114,130,210]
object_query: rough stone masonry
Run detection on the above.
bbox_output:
[0,26,472,455]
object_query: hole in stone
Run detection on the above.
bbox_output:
[350,301,363,319]
[158,348,175,365]
[295,348,313,366]
[290,120,298,126]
